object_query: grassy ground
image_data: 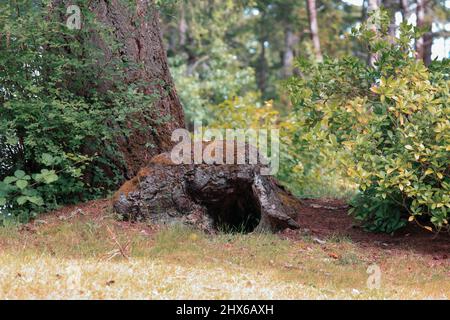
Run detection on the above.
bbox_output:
[0,203,448,300]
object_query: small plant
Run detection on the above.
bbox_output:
[349,188,406,234]
[0,169,58,224]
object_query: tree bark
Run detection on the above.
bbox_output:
[368,0,380,11]
[52,0,185,178]
[416,0,433,66]
[282,26,299,78]
[306,0,323,62]
[400,0,411,21]
[362,0,368,21]
[368,0,380,66]
[179,1,188,48]
[256,36,269,96]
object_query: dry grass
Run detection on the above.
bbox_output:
[0,213,448,299]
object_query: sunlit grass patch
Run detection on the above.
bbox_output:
[0,216,448,299]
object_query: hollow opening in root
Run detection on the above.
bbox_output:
[191,181,262,233]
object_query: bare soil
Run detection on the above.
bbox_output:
[291,198,450,258]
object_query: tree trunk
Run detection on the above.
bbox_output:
[52,0,185,178]
[282,26,299,78]
[306,0,323,62]
[416,0,433,66]
[400,0,411,21]
[179,1,188,48]
[368,0,380,11]
[368,0,380,66]
[362,0,368,21]
[256,37,269,96]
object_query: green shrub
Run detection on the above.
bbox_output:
[286,11,449,233]
[169,41,257,124]
[0,1,154,223]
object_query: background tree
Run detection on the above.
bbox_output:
[416,0,433,66]
[400,0,411,20]
[368,0,380,66]
[306,0,323,61]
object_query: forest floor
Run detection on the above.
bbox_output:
[0,198,448,299]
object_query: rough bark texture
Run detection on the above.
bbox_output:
[53,0,185,178]
[97,0,185,177]
[112,143,301,233]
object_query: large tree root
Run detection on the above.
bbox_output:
[112,151,300,233]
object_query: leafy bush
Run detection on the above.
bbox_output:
[286,12,449,233]
[0,1,153,223]
[169,41,257,124]
[207,92,279,129]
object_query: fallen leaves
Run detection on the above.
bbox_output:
[328,253,339,260]
[105,280,115,286]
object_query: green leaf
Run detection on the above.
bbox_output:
[14,170,26,179]
[0,198,6,206]
[21,188,38,197]
[41,153,55,166]
[6,135,19,145]
[16,196,28,205]
[16,180,29,190]
[3,176,17,184]
[44,172,58,184]
[28,196,44,206]
[35,169,59,184]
